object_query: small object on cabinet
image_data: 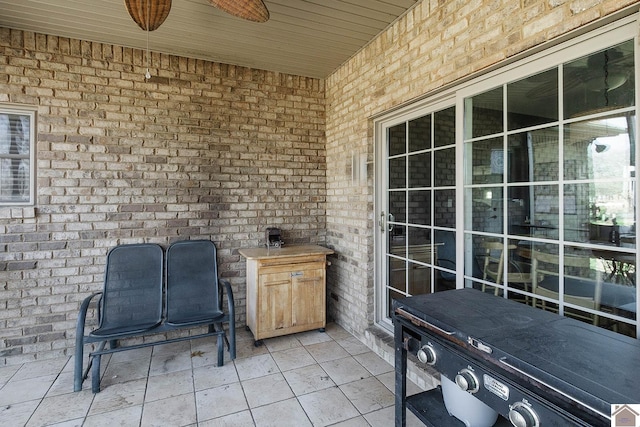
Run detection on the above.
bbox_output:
[265,227,284,248]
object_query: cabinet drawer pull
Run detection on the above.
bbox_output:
[291,272,303,277]
[296,278,320,284]
[264,280,289,287]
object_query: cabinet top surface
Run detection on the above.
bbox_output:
[238,245,334,259]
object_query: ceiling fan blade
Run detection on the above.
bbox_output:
[208,0,270,23]
[124,0,172,31]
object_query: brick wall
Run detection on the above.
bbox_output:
[0,29,326,364]
[325,0,638,335]
[1,0,638,364]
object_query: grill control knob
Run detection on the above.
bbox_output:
[417,345,436,365]
[455,368,479,393]
[508,402,539,427]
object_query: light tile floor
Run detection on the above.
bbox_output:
[0,323,427,426]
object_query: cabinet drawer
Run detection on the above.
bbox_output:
[260,261,325,276]
[258,255,326,268]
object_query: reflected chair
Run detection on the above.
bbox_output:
[531,250,600,325]
[482,242,533,298]
[436,232,456,291]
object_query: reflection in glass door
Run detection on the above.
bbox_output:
[382,106,457,319]
[463,39,637,338]
[376,18,638,338]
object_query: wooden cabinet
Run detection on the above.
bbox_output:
[239,245,333,342]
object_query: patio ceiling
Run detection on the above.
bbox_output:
[0,0,418,79]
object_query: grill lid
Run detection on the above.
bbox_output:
[393,288,640,420]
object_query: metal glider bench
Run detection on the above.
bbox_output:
[74,240,236,393]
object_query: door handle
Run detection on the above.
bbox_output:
[380,212,395,232]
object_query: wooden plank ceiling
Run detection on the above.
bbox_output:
[0,0,418,78]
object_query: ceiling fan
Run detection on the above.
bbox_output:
[123,0,269,80]
[124,0,270,31]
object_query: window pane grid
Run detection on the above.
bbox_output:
[464,39,636,337]
[384,106,457,317]
[0,109,34,205]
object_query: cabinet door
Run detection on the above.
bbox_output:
[291,265,325,327]
[258,271,292,333]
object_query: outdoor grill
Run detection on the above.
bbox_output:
[393,288,640,427]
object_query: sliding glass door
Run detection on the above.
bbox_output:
[378,105,457,321]
[375,15,638,338]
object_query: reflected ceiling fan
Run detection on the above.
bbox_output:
[123,0,270,79]
[566,47,631,92]
[526,46,633,103]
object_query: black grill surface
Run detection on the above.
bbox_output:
[394,288,640,419]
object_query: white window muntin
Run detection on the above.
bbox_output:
[0,104,36,206]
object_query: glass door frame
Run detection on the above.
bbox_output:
[373,12,640,336]
[374,95,459,329]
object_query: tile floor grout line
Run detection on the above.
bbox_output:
[266,334,321,427]
[190,339,201,427]
[141,347,153,427]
